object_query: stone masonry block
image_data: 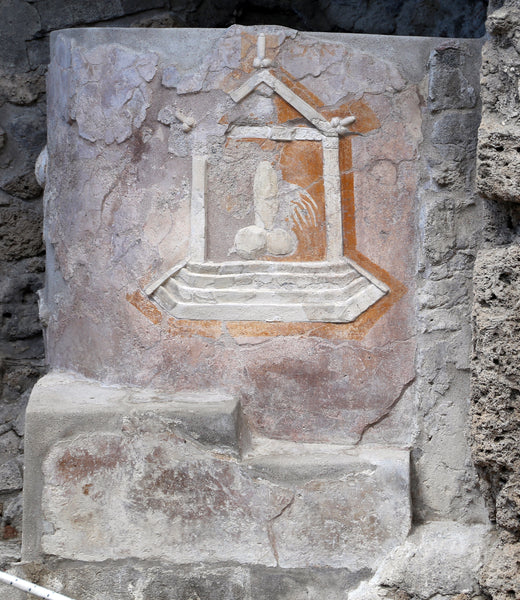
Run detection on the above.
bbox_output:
[23,372,411,571]
[428,45,478,111]
[8,560,372,600]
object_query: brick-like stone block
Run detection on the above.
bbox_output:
[8,560,371,600]
[428,46,478,111]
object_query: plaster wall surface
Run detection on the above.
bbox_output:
[14,25,497,600]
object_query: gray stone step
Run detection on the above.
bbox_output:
[164,273,368,304]
[176,266,360,290]
[186,260,357,275]
[155,283,385,323]
[151,258,388,323]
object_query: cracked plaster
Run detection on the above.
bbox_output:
[19,25,491,600]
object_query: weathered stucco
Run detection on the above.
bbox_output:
[41,27,421,446]
[10,24,497,600]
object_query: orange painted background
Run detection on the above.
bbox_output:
[129,34,406,340]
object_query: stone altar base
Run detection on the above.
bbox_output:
[20,372,409,597]
[16,25,491,599]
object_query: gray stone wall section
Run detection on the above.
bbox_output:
[413,39,489,525]
[473,2,520,599]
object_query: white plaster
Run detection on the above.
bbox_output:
[144,258,188,296]
[346,257,390,293]
[322,136,343,260]
[35,145,48,189]
[253,161,279,229]
[331,115,357,135]
[261,71,335,135]
[175,109,196,132]
[292,191,319,229]
[233,225,267,260]
[266,228,295,255]
[253,33,272,68]
[228,126,323,141]
[151,260,387,323]
[190,156,207,262]
[158,106,196,135]
[229,71,264,103]
[230,70,335,135]
[233,162,297,259]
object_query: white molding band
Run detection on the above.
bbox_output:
[229,71,336,136]
[322,136,343,260]
[190,155,207,262]
[228,126,324,141]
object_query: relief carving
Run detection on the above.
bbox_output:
[150,34,391,323]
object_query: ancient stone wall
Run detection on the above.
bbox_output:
[13,22,494,600]
[0,1,488,558]
[6,3,520,600]
[473,1,520,599]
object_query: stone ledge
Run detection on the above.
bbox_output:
[6,560,372,600]
[23,372,411,572]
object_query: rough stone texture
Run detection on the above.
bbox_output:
[139,1,488,37]
[472,2,520,599]
[347,522,492,599]
[0,4,508,600]
[480,541,520,600]
[477,2,520,203]
[24,373,410,575]
[472,245,520,600]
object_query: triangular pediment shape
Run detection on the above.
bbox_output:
[229,70,337,136]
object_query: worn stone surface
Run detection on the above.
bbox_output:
[401,38,489,525]
[24,374,410,572]
[7,559,371,600]
[480,541,520,600]
[473,19,520,600]
[348,522,491,600]
[477,2,520,203]
[472,244,520,599]
[23,372,410,571]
